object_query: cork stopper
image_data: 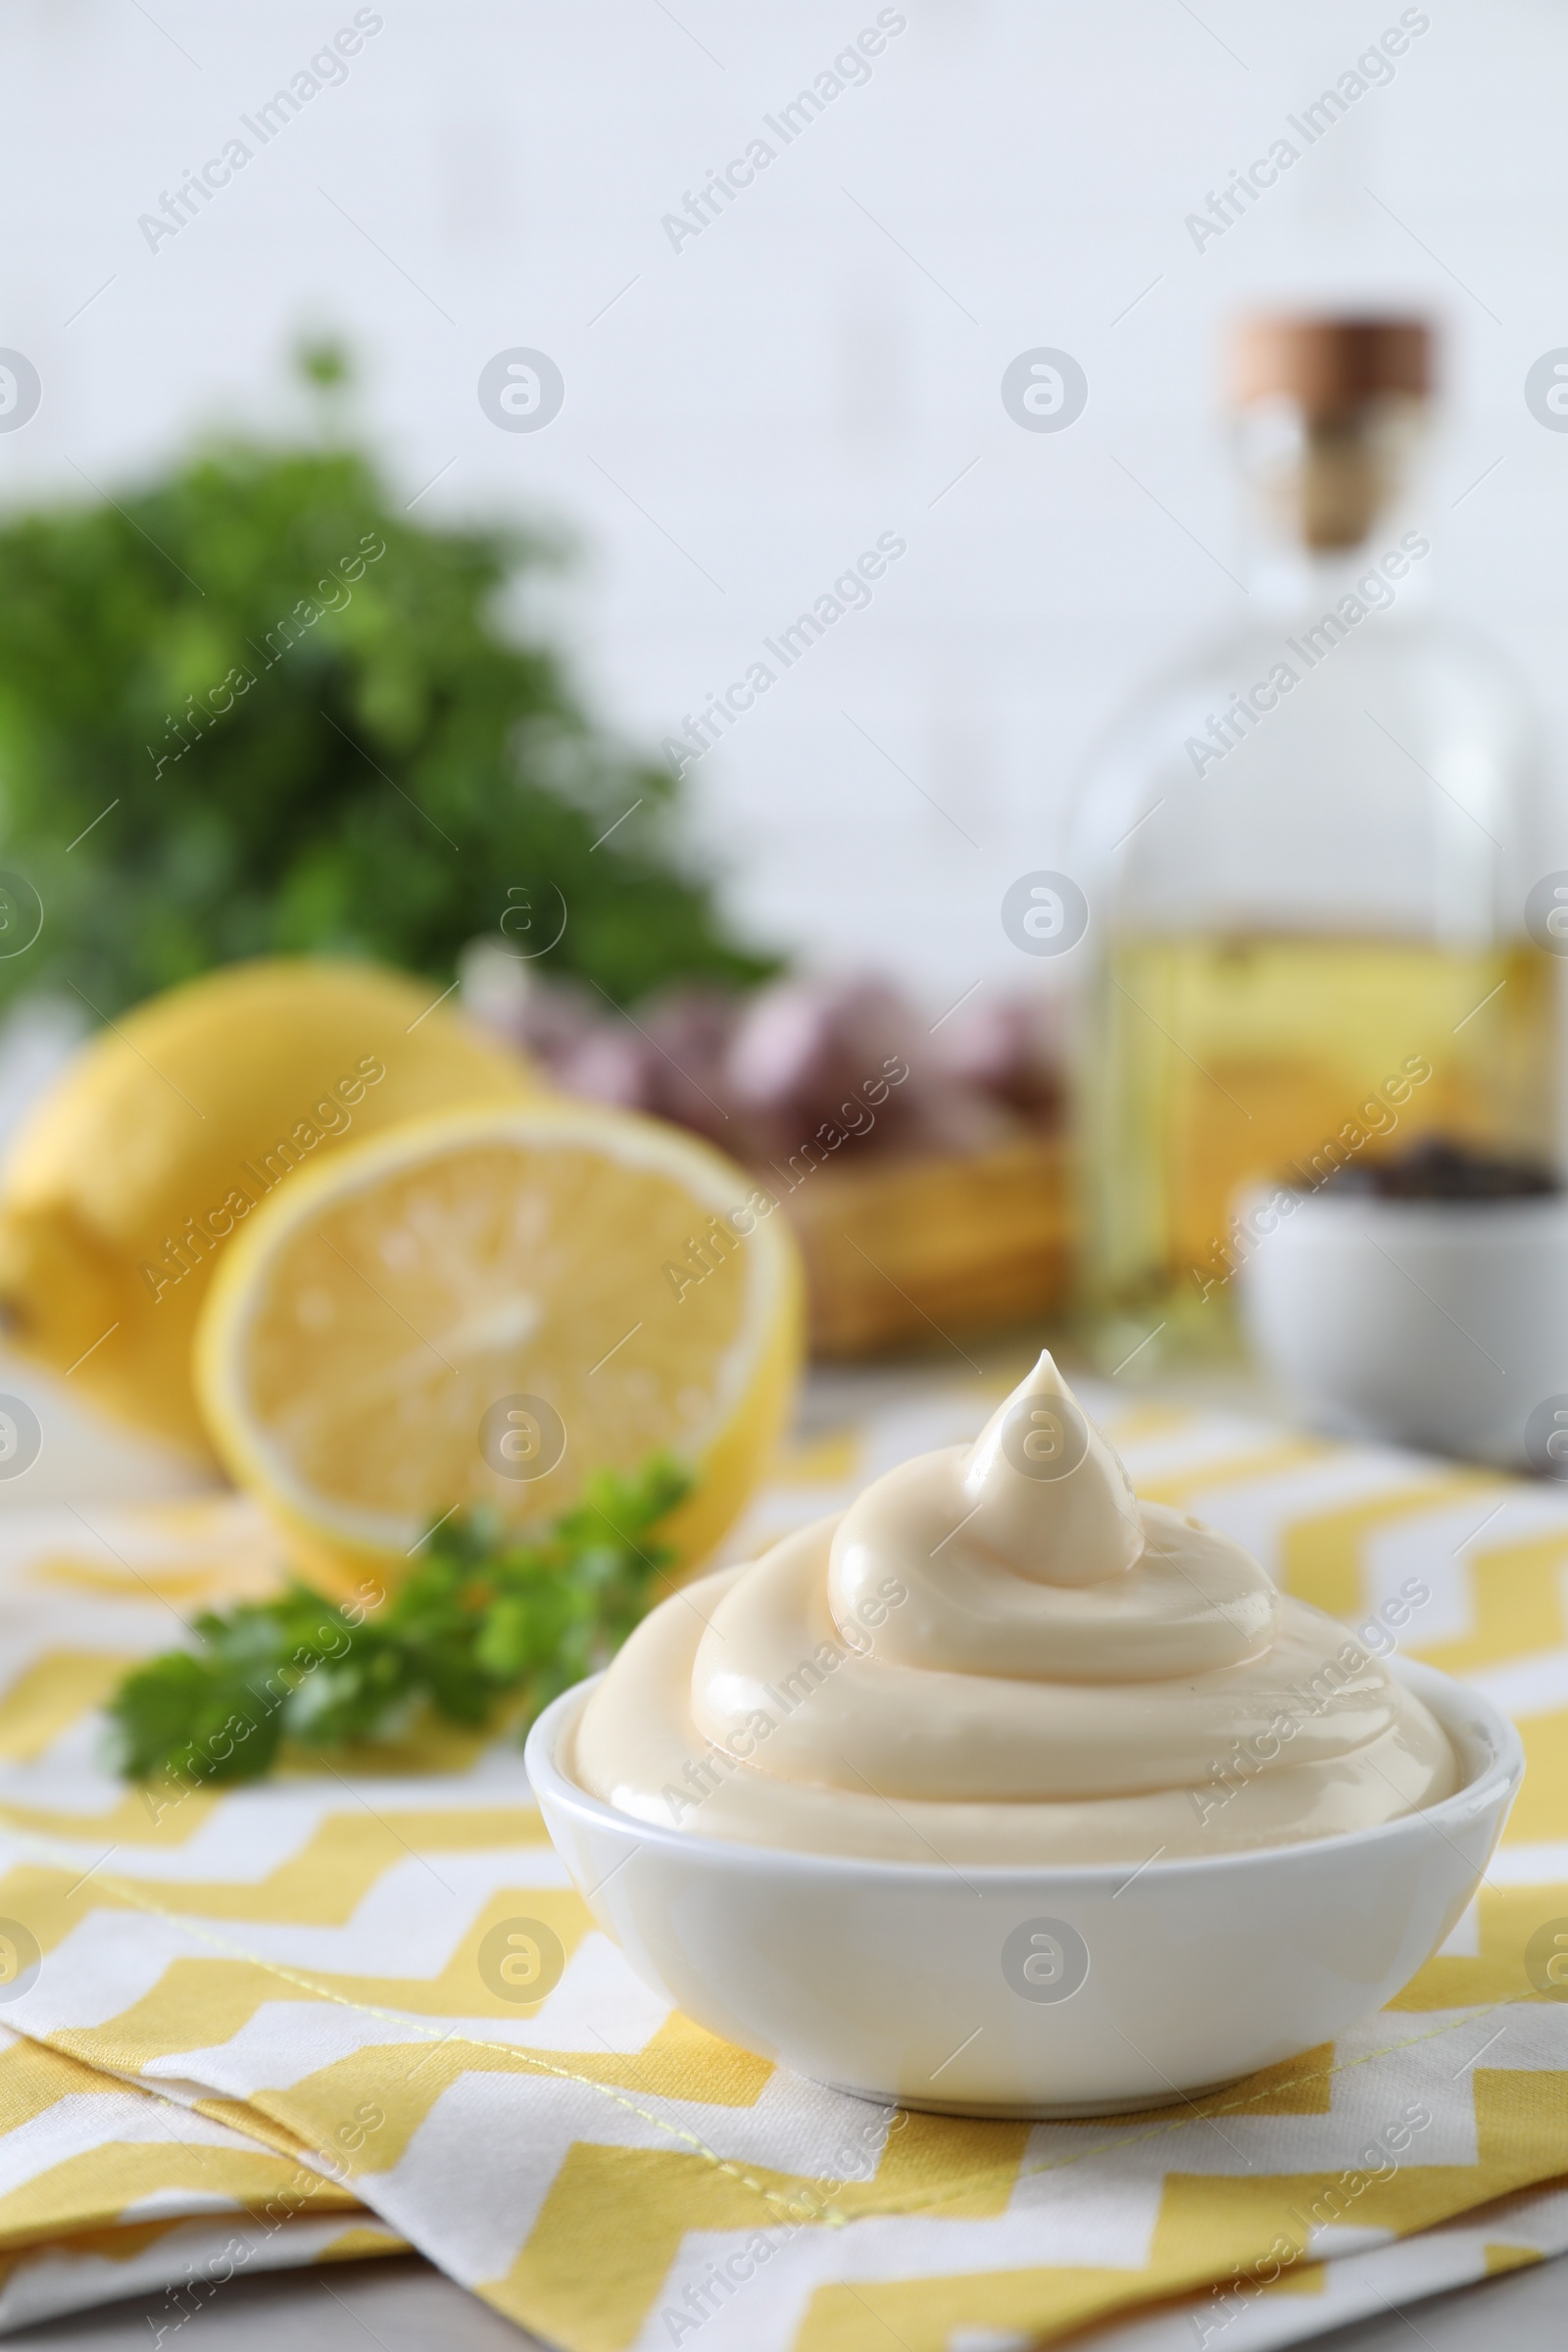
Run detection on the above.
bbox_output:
[1231,316,1432,418]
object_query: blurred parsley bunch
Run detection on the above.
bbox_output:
[108,1454,691,1789]
[0,346,770,1012]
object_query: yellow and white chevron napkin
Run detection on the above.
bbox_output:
[0,1377,1563,2347]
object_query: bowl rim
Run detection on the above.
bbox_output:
[523,1653,1524,1889]
[1238,1181,1568,1232]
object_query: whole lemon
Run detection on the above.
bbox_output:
[0,959,536,1453]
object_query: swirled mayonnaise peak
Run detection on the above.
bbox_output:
[573,1353,1458,1863]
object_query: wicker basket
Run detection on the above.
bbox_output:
[777,1133,1071,1357]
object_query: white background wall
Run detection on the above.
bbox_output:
[4,0,1568,1009]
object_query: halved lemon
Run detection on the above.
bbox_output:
[194,1104,803,1592]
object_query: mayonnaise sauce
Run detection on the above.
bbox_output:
[573,1354,1457,1863]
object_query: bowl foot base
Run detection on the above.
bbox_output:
[816,2074,1246,2121]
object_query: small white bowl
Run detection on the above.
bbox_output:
[1237,1188,1568,1465]
[525,1660,1521,2118]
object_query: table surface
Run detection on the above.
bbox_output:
[0,1345,1561,2350]
[7,2246,1567,2350]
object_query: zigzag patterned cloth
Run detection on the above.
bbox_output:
[0,1376,1563,2345]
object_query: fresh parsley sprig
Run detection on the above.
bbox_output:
[108,1456,692,1791]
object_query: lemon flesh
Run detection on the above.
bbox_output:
[196,1105,802,1586]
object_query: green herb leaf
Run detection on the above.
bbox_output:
[108,1455,692,1792]
[0,364,775,1015]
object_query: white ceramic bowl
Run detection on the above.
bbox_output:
[1236,1189,1568,1465]
[525,1660,1522,2118]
